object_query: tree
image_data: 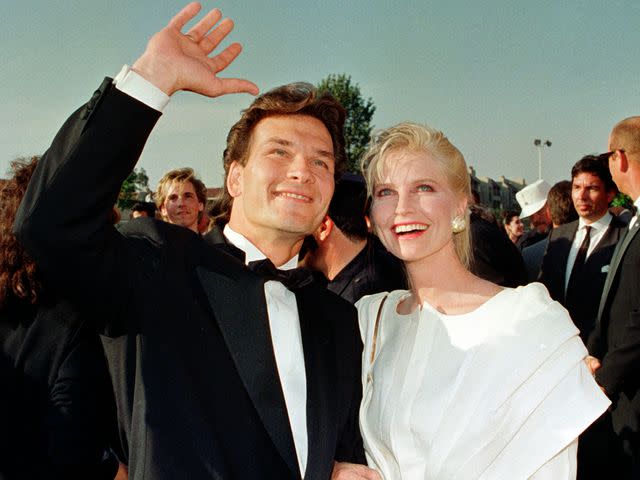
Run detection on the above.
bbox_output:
[611,192,634,210]
[317,74,376,173]
[118,167,150,210]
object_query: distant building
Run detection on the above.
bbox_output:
[468,166,526,212]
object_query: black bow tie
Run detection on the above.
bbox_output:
[247,259,315,290]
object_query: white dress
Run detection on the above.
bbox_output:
[356,283,610,480]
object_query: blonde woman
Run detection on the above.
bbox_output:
[334,123,610,480]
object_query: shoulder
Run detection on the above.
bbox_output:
[119,217,196,245]
[356,290,407,341]
[497,283,578,339]
[547,221,577,244]
[555,220,578,235]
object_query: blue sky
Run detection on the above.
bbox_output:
[2,0,639,191]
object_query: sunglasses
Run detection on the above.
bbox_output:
[598,149,626,161]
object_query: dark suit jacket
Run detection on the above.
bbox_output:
[469,213,528,288]
[14,80,364,480]
[522,236,549,283]
[539,216,627,343]
[325,237,407,305]
[588,217,640,439]
[0,299,117,480]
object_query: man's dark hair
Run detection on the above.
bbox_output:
[131,202,157,218]
[214,82,346,226]
[547,180,578,226]
[571,154,617,192]
[502,210,520,227]
[328,174,368,242]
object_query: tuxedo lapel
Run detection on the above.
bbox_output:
[195,259,299,477]
[202,226,245,261]
[296,287,336,480]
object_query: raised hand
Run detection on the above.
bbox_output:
[132,2,258,97]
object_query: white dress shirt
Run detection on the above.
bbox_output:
[224,229,308,476]
[564,212,613,290]
[112,67,308,475]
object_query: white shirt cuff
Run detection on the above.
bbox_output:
[112,64,170,112]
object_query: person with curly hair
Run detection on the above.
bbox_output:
[0,157,119,479]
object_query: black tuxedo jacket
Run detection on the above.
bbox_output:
[14,80,364,479]
[539,216,627,342]
[588,217,640,438]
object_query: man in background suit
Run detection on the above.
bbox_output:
[15,5,374,479]
[515,179,553,249]
[300,174,407,304]
[540,155,626,343]
[522,180,578,282]
[154,167,207,233]
[587,117,640,479]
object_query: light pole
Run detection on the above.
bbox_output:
[533,139,552,180]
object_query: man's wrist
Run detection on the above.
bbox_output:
[113,65,170,112]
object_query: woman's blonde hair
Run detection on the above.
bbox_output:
[360,122,472,268]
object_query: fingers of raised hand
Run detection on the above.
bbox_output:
[208,77,259,97]
[185,8,223,43]
[207,42,242,73]
[196,16,234,53]
[169,2,203,31]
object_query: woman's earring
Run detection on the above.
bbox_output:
[451,216,466,233]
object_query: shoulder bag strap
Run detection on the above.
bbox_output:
[369,294,389,365]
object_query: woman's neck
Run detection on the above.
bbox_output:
[403,250,501,315]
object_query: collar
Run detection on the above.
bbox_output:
[223,225,298,270]
[578,211,612,231]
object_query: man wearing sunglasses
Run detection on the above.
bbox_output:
[587,117,640,479]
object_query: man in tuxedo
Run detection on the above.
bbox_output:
[539,155,625,343]
[587,117,640,478]
[14,5,373,479]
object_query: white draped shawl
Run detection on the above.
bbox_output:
[357,283,610,479]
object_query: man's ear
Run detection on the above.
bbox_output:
[315,216,334,243]
[619,151,630,173]
[227,161,243,198]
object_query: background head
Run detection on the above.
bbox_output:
[570,154,616,223]
[608,116,640,196]
[502,210,524,238]
[547,180,578,227]
[326,173,369,242]
[155,168,206,230]
[360,122,471,268]
[131,201,157,219]
[0,156,42,308]
[213,82,346,226]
